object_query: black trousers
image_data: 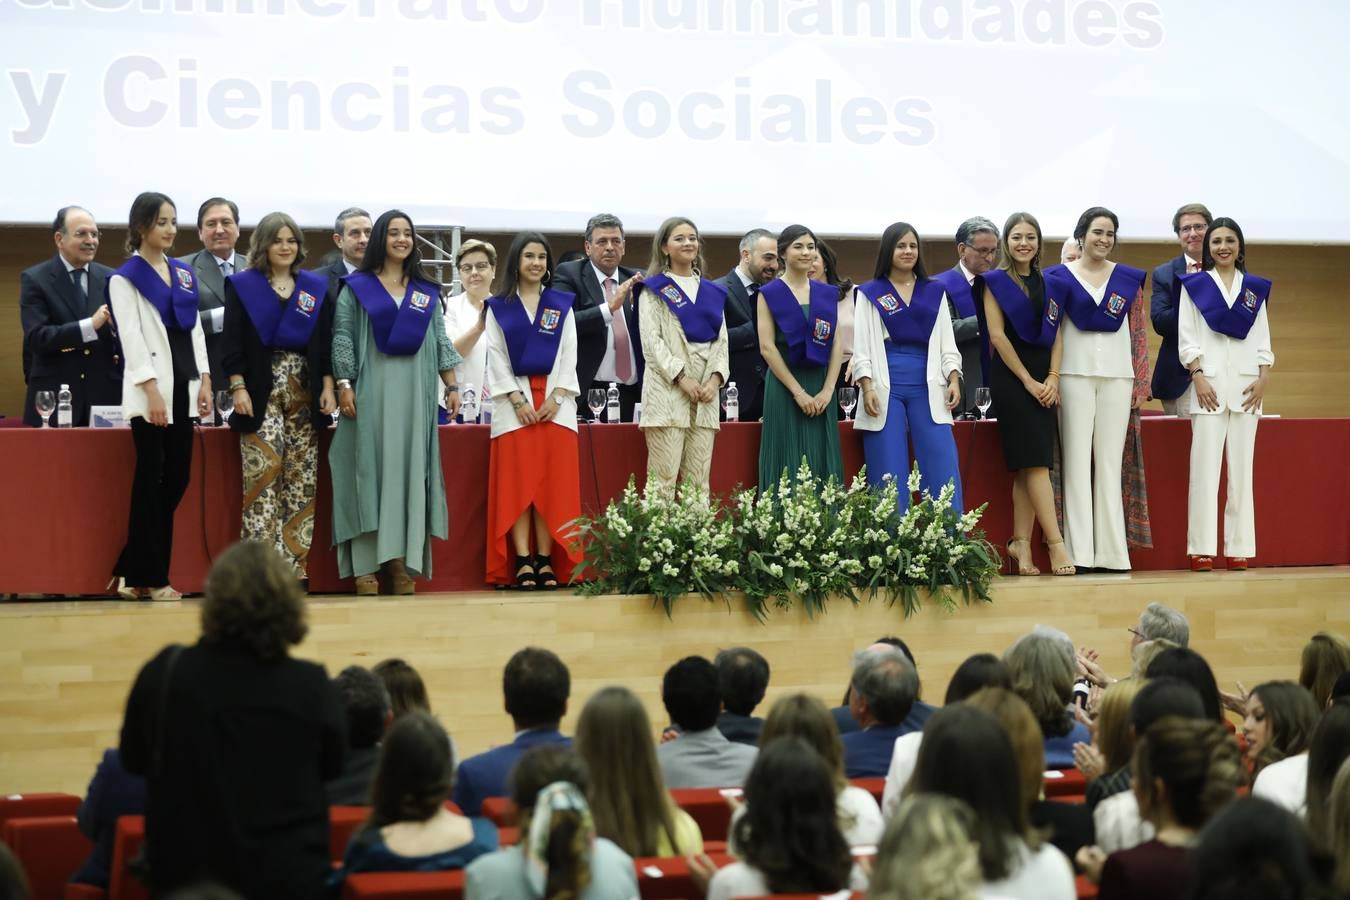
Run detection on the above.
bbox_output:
[116,382,194,587]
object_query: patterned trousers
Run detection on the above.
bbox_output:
[241,352,317,575]
[644,425,716,494]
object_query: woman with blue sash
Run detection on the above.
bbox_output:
[636,217,730,494]
[221,211,336,580]
[975,212,1074,576]
[106,192,212,601]
[851,221,963,510]
[331,211,462,596]
[1044,207,1151,572]
[1177,218,1273,572]
[484,232,582,591]
[756,224,844,492]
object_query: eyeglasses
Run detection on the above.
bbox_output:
[458,262,492,273]
[1127,627,1144,639]
[1179,224,1208,235]
[961,245,997,257]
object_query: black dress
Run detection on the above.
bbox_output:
[989,270,1057,471]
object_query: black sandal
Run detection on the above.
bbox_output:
[534,553,559,591]
[513,555,537,591]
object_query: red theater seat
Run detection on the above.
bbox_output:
[330,806,370,862]
[63,884,106,900]
[1,815,92,900]
[670,788,736,842]
[341,870,466,899]
[0,794,82,831]
[634,853,734,900]
[1077,873,1099,899]
[848,777,885,806]
[1044,769,1088,798]
[479,797,516,828]
[107,816,146,900]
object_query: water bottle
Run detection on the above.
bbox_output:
[460,382,478,423]
[57,383,73,428]
[606,382,620,423]
[724,381,739,422]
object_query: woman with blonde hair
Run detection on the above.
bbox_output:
[868,795,982,900]
[573,686,702,857]
[1074,679,1146,810]
[1299,632,1350,708]
[636,216,729,493]
[223,211,335,579]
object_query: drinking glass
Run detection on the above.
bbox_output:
[838,386,858,420]
[35,391,55,427]
[587,388,606,423]
[975,387,992,419]
[215,389,234,425]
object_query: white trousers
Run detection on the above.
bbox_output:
[1162,393,1193,416]
[1188,410,1259,557]
[1058,375,1133,570]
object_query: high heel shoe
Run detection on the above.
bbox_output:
[385,559,415,595]
[1046,540,1076,576]
[534,553,559,591]
[106,576,140,601]
[1189,555,1214,573]
[147,585,182,602]
[1005,539,1040,576]
[1227,557,1248,572]
[513,555,538,591]
[354,575,379,596]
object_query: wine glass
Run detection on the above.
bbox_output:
[35,390,56,427]
[838,386,858,420]
[215,389,234,425]
[587,388,606,423]
[975,387,992,420]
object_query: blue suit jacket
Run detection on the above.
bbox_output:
[842,722,918,778]
[72,749,147,888]
[452,729,571,816]
[831,700,935,738]
[1150,255,1191,400]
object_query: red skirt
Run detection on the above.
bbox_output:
[485,375,583,585]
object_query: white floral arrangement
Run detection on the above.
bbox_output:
[567,460,999,619]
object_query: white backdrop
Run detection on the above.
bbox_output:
[2,0,1347,239]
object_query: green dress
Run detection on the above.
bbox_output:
[758,302,843,493]
[330,285,461,579]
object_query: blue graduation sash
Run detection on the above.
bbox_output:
[486,288,574,376]
[932,267,977,319]
[343,271,438,356]
[1179,271,1271,341]
[111,256,199,332]
[229,268,326,350]
[1049,263,1146,333]
[639,273,726,343]
[759,278,837,367]
[856,277,944,347]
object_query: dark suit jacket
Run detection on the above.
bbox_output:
[317,256,353,306]
[1150,255,1191,400]
[716,710,764,746]
[72,748,146,888]
[832,699,936,738]
[551,259,643,392]
[20,256,122,425]
[179,248,246,389]
[220,279,335,431]
[842,722,919,778]
[716,268,765,421]
[452,728,572,816]
[324,744,379,807]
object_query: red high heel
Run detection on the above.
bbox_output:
[1228,557,1248,571]
[1190,556,1214,572]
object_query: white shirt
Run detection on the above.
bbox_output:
[958,261,977,285]
[708,860,867,900]
[1176,269,1275,415]
[1093,789,1154,853]
[1058,263,1134,379]
[58,254,100,344]
[882,732,923,817]
[343,258,358,275]
[1252,753,1308,816]
[591,262,638,385]
[728,784,883,853]
[980,841,1075,900]
[443,292,490,396]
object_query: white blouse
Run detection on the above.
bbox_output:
[1058,265,1134,379]
[443,292,491,393]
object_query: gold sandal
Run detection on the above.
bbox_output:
[1046,540,1077,577]
[385,559,415,596]
[1005,539,1040,576]
[354,575,379,596]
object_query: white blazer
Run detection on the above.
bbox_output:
[1176,270,1274,416]
[484,305,580,438]
[850,286,962,431]
[108,255,210,425]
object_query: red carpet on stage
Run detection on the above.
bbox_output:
[2,418,1346,594]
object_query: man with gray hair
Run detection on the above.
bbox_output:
[932,217,999,417]
[717,228,779,422]
[1133,602,1190,648]
[317,207,372,302]
[841,645,921,777]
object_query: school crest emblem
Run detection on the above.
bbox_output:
[878,293,900,313]
[410,291,431,311]
[1106,292,1126,316]
[540,308,561,332]
[1243,288,1259,311]
[1047,299,1060,323]
[174,267,194,290]
[813,318,832,341]
[660,285,684,306]
[297,291,317,314]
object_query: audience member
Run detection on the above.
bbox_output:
[454,647,572,815]
[714,646,770,745]
[1305,701,1350,849]
[842,645,921,777]
[574,686,703,857]
[1134,602,1191,648]
[717,228,779,421]
[1060,236,1081,264]
[907,705,1076,900]
[117,541,344,899]
[1327,757,1350,897]
[371,658,431,719]
[20,205,121,426]
[1004,626,1091,768]
[1252,688,1339,815]
[1146,647,1224,722]
[656,655,756,788]
[178,196,244,389]
[868,794,982,900]
[0,844,28,900]
[70,748,146,889]
[464,745,638,900]
[834,636,936,736]
[335,712,496,884]
[1188,797,1318,900]
[1130,638,1179,680]
[326,665,393,805]
[1244,681,1318,779]
[1299,632,1350,708]
[1075,678,1145,811]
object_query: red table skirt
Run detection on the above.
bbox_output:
[2,418,1347,594]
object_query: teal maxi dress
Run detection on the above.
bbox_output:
[758,302,844,493]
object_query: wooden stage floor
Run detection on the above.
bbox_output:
[3,566,1347,796]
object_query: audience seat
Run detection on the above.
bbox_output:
[496,826,518,847]
[847,778,885,807]
[634,852,733,900]
[1044,769,1088,798]
[479,797,516,828]
[63,884,106,900]
[330,806,370,862]
[1076,873,1099,899]
[669,789,735,842]
[0,794,82,831]
[107,816,146,900]
[1,815,92,900]
[341,871,465,899]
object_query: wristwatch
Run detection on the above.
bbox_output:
[336,379,352,390]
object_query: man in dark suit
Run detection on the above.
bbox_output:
[178,197,244,392]
[452,647,572,816]
[841,645,922,778]
[1151,202,1212,415]
[716,228,779,421]
[933,216,1000,417]
[832,636,934,739]
[552,213,644,421]
[20,206,122,426]
[316,206,372,301]
[714,646,769,746]
[325,665,391,806]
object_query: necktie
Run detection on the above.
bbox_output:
[220,258,233,277]
[71,268,88,306]
[1188,262,1201,273]
[606,278,633,382]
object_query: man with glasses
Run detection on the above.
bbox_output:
[933,216,999,417]
[1150,203,1213,415]
[20,206,121,426]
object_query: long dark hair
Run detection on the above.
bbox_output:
[365,711,454,830]
[126,191,176,255]
[1201,216,1247,272]
[815,238,854,302]
[734,737,853,894]
[1146,648,1224,722]
[360,209,428,283]
[496,231,554,301]
[1250,682,1319,775]
[872,221,929,283]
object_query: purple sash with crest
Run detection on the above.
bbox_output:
[111,256,199,331]
[1180,271,1271,341]
[229,268,327,350]
[1048,263,1146,333]
[759,279,837,367]
[978,269,1063,348]
[857,277,944,347]
[343,271,439,356]
[932,267,978,319]
[486,288,574,376]
[639,274,726,343]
